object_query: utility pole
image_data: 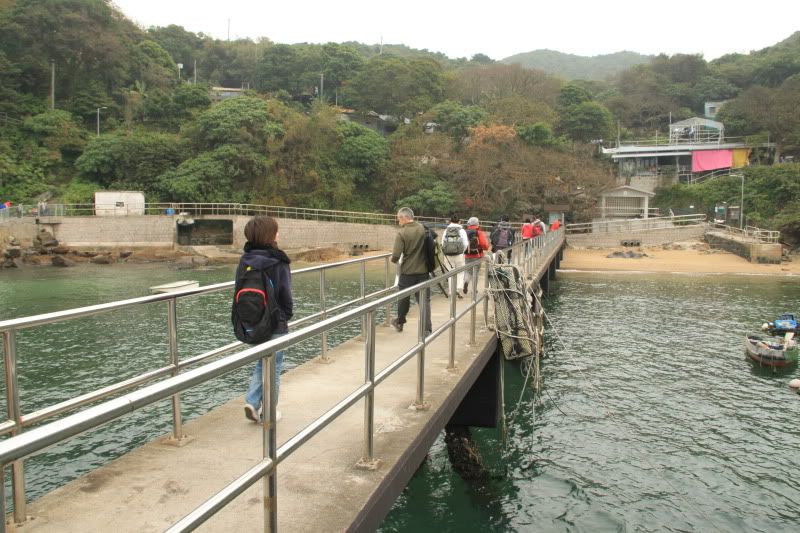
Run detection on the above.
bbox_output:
[227,18,230,41]
[319,73,324,103]
[50,60,55,110]
[96,106,107,137]
[739,174,744,229]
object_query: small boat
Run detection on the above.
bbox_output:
[761,313,798,335]
[744,332,798,367]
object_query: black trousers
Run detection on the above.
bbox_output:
[397,273,432,332]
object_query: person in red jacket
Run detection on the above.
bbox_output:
[463,216,489,294]
[550,218,561,230]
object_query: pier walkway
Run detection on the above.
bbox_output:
[0,230,565,532]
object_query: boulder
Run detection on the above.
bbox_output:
[35,230,55,244]
[21,256,41,265]
[41,239,59,248]
[52,255,76,267]
[2,257,17,268]
[4,246,21,259]
[8,236,20,246]
[192,256,209,266]
[119,250,133,259]
[90,255,113,265]
[51,246,71,255]
[77,250,99,258]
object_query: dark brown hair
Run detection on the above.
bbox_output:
[244,215,279,247]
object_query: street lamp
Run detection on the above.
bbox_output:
[96,106,107,137]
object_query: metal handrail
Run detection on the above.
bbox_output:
[711,223,780,244]
[565,214,707,234]
[4,202,507,231]
[0,252,394,524]
[0,230,565,531]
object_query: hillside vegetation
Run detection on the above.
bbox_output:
[502,50,652,80]
[0,0,798,238]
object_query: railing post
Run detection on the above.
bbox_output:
[360,312,376,465]
[1,463,6,533]
[483,258,489,326]
[359,262,367,341]
[166,298,184,442]
[416,286,428,407]
[448,273,457,369]
[383,257,391,326]
[469,263,477,346]
[319,270,329,362]
[2,329,26,524]
[261,352,277,533]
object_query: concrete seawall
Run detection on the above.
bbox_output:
[566,224,707,248]
[29,215,399,251]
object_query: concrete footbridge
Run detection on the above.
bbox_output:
[0,229,565,532]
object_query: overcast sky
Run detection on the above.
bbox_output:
[113,0,798,61]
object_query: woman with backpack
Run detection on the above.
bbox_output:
[233,215,294,424]
[441,214,469,297]
[463,216,489,294]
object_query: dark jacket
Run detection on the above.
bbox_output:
[391,220,428,275]
[236,243,294,333]
[490,221,515,251]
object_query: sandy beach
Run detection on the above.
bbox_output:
[560,242,799,276]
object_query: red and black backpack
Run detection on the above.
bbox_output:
[231,263,280,344]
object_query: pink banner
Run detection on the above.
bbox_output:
[692,150,733,172]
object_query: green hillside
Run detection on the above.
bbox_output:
[501,49,652,80]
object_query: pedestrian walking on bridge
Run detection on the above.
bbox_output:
[390,207,432,335]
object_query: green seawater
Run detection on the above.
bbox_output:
[381,272,800,532]
[2,266,800,532]
[0,262,389,504]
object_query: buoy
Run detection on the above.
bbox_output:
[789,379,800,389]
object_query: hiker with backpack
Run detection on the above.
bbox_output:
[521,217,535,258]
[440,214,469,298]
[232,215,294,424]
[463,216,489,294]
[490,214,515,263]
[390,207,433,335]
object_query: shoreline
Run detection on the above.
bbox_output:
[560,243,799,276]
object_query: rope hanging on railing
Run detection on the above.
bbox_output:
[486,259,543,363]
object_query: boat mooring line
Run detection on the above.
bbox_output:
[530,289,727,533]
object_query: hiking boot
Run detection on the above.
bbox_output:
[463,282,469,295]
[391,318,403,332]
[244,404,259,423]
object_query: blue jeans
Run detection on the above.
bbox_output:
[245,332,286,411]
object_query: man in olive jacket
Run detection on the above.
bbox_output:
[390,207,432,334]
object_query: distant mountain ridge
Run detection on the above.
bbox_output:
[501,49,653,80]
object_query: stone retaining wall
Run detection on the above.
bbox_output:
[566,224,707,248]
[8,215,399,251]
[705,231,782,264]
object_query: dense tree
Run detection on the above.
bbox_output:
[428,100,487,139]
[349,55,445,115]
[716,77,800,160]
[395,181,456,216]
[192,96,283,149]
[558,101,613,142]
[75,131,184,189]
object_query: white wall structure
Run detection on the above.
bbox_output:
[94,191,145,216]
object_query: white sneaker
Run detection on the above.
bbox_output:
[244,404,258,422]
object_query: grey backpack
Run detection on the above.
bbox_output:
[442,226,464,255]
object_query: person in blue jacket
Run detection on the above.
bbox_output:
[239,215,294,423]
